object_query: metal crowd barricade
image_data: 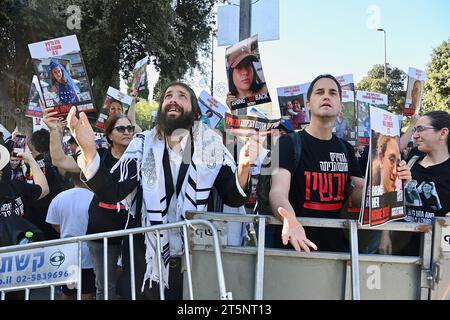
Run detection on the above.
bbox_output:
[0,219,231,300]
[186,212,446,300]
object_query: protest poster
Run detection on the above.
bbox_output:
[32,117,49,132]
[225,35,271,113]
[25,76,44,118]
[335,74,355,92]
[95,87,133,131]
[198,90,229,129]
[0,124,11,141]
[276,83,310,130]
[334,90,356,145]
[28,35,95,118]
[224,113,280,137]
[360,106,404,227]
[356,91,388,146]
[131,55,149,98]
[404,67,426,117]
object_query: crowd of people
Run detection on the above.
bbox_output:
[1,74,449,300]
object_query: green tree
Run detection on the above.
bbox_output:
[356,64,406,114]
[135,99,158,130]
[422,39,450,113]
[0,0,216,131]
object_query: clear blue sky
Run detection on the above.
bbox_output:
[142,0,449,108]
[189,0,450,108]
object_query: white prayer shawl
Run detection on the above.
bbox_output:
[112,122,236,290]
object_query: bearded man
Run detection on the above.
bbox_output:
[68,82,259,300]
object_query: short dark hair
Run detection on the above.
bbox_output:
[104,114,131,145]
[31,129,50,153]
[424,110,450,151]
[307,74,342,102]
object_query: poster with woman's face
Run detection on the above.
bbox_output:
[404,67,426,117]
[225,35,271,113]
[28,35,95,118]
[276,83,311,130]
[95,87,133,131]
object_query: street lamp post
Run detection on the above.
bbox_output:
[377,28,387,80]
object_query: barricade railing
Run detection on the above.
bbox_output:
[0,219,232,300]
[186,212,436,300]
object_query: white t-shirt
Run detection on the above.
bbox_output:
[46,188,94,269]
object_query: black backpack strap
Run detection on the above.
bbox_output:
[333,133,350,160]
[288,132,302,171]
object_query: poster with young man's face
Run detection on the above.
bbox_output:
[225,35,271,114]
[276,83,311,130]
[404,67,426,117]
[131,55,149,98]
[25,76,45,118]
[367,106,404,227]
[28,35,95,118]
[356,91,388,146]
[95,87,133,131]
[334,90,356,145]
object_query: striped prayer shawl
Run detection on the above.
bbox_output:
[112,122,236,290]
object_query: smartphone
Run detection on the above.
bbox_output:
[12,134,27,157]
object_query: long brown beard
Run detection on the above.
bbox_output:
[157,110,195,136]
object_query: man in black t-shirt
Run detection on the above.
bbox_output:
[269,74,410,253]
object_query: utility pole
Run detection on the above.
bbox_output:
[377,28,387,80]
[239,0,252,41]
[237,0,252,115]
[211,31,214,96]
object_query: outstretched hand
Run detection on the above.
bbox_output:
[67,106,97,164]
[278,207,318,253]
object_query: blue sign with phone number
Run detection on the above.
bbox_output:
[0,243,79,290]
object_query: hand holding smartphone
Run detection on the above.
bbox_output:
[12,134,27,158]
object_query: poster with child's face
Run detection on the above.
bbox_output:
[404,67,426,117]
[276,83,311,130]
[225,35,271,113]
[28,35,95,118]
[95,87,133,131]
[25,76,45,118]
[198,91,229,129]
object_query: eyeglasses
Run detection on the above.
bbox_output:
[412,125,435,134]
[114,125,135,133]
